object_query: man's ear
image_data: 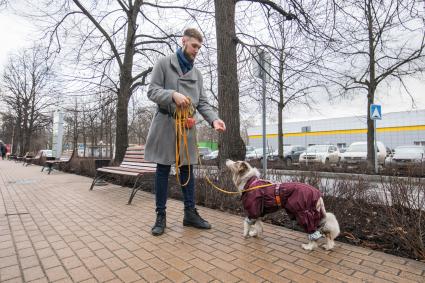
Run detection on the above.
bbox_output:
[181,35,188,47]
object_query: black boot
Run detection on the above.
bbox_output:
[183,207,211,229]
[151,211,166,236]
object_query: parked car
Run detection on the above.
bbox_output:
[40,149,53,158]
[385,145,425,169]
[197,147,211,158]
[245,147,273,161]
[267,145,306,167]
[203,150,218,160]
[299,144,339,165]
[340,141,387,167]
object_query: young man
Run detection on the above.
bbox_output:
[145,28,226,236]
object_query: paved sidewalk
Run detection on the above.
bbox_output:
[0,161,424,283]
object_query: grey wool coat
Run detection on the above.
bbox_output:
[145,53,219,165]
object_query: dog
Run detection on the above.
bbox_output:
[225,159,340,251]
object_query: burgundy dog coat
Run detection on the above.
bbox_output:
[241,177,324,233]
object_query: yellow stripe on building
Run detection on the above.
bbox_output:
[249,125,425,139]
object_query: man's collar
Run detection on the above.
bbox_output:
[170,54,197,80]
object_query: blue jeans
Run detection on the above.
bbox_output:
[155,164,195,212]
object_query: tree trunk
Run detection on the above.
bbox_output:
[114,92,129,163]
[113,0,140,164]
[366,0,376,171]
[214,0,246,165]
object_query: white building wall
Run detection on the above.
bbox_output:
[248,109,425,150]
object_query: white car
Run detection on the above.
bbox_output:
[385,145,425,168]
[245,147,273,161]
[203,150,218,160]
[299,145,340,165]
[340,141,387,167]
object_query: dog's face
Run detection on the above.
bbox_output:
[225,159,259,191]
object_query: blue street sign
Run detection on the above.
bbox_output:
[370,104,382,120]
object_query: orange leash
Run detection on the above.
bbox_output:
[174,101,194,186]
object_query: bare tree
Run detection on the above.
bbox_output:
[326,0,425,169]
[214,0,322,165]
[1,46,59,154]
[29,0,185,162]
[235,1,331,159]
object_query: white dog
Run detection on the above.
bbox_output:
[226,159,340,251]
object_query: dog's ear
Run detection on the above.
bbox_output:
[238,161,249,175]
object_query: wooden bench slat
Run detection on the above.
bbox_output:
[98,167,156,174]
[111,166,156,172]
[123,157,146,162]
[102,164,157,171]
[120,162,156,166]
[97,168,141,176]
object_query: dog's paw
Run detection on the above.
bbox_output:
[248,230,258,237]
[301,243,313,251]
[322,243,334,250]
[302,241,318,251]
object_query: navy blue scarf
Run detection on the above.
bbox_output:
[176,47,193,74]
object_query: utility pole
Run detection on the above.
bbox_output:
[253,48,271,177]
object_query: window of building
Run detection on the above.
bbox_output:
[414,141,425,146]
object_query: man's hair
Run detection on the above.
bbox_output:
[183,28,203,43]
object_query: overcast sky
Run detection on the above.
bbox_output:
[1,7,424,124]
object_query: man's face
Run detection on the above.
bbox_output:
[182,36,202,61]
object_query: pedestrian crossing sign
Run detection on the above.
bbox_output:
[370,104,382,120]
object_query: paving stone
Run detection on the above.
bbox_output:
[0,265,21,281]
[114,267,142,282]
[23,265,45,282]
[183,267,214,283]
[138,266,166,282]
[45,266,68,281]
[68,265,92,282]
[91,266,116,282]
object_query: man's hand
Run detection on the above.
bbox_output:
[172,92,190,107]
[213,119,226,132]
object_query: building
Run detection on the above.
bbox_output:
[247,109,425,150]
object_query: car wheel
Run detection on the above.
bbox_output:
[285,158,292,167]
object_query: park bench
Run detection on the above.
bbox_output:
[16,152,31,163]
[24,150,43,166]
[42,150,76,174]
[89,145,157,204]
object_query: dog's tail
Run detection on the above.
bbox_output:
[316,197,326,215]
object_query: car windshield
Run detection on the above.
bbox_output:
[306,145,329,153]
[394,146,425,154]
[347,144,367,152]
[283,146,295,153]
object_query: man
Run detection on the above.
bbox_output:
[145,28,226,236]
